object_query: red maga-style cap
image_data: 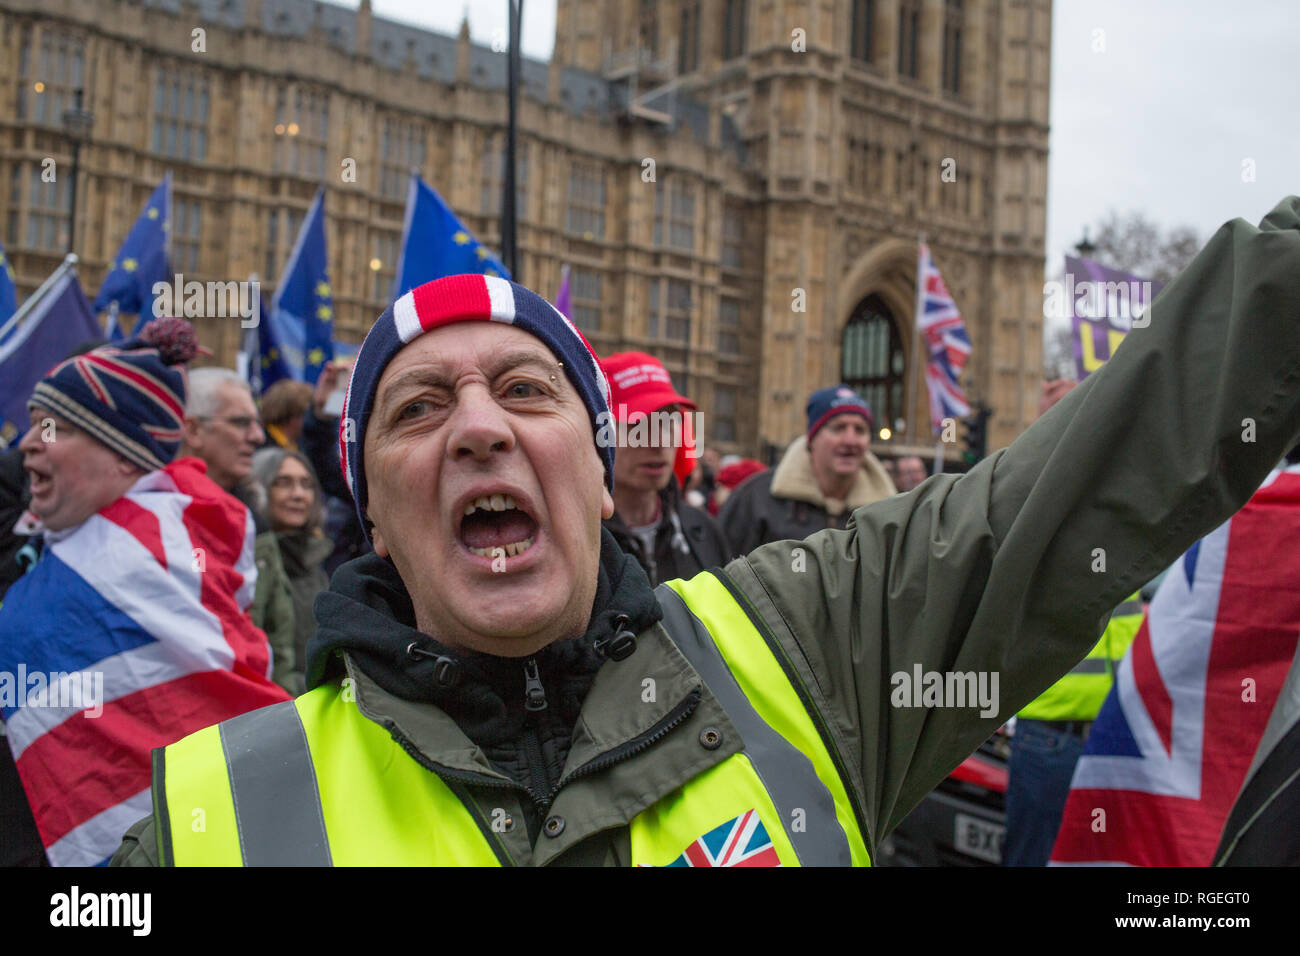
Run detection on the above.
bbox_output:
[600,351,696,421]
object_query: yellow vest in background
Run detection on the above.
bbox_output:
[1017,593,1144,722]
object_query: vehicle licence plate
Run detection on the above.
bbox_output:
[953,812,1004,863]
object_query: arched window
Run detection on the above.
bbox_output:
[842,294,906,435]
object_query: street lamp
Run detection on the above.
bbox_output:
[62,88,94,256]
[1074,228,1096,260]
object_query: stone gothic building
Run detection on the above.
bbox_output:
[0,0,1050,460]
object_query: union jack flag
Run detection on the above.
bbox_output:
[916,242,971,433]
[1050,464,1300,866]
[0,457,291,866]
[664,809,781,867]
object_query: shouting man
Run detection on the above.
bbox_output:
[116,199,1300,866]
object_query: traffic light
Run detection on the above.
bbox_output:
[961,403,992,466]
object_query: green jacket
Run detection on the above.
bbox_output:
[113,197,1300,865]
[250,530,297,695]
[276,528,333,697]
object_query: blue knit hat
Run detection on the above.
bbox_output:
[28,317,200,471]
[806,384,874,440]
[340,274,613,541]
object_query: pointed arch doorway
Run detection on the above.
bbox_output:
[842,293,906,437]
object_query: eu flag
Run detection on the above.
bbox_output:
[0,238,17,334]
[268,188,333,385]
[392,174,510,303]
[0,260,100,448]
[93,174,171,323]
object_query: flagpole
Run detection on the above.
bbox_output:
[163,171,173,272]
[911,234,928,464]
[106,300,119,338]
[502,0,522,281]
[240,272,262,395]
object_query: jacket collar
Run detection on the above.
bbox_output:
[769,435,896,516]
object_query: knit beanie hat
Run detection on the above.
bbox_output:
[28,317,201,472]
[806,384,874,440]
[340,274,612,540]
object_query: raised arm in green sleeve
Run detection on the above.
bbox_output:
[724,197,1300,853]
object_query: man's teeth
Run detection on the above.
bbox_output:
[468,537,534,559]
[463,493,518,515]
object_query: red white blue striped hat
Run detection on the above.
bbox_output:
[28,317,201,472]
[340,274,612,539]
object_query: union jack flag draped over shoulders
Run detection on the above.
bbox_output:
[663,809,781,867]
[916,241,971,433]
[0,458,291,866]
[1051,463,1300,866]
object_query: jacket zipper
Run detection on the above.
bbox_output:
[386,681,702,851]
[521,658,551,810]
[545,688,702,801]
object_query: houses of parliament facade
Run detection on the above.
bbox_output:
[0,0,1051,459]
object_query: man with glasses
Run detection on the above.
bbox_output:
[180,369,296,691]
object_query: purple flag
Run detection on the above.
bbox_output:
[1057,256,1164,380]
[555,264,572,319]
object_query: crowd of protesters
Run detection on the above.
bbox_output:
[5,295,1176,869]
[0,303,953,865]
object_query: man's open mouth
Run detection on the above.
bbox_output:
[459,493,540,559]
[26,468,52,497]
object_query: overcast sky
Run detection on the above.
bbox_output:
[370,0,1299,275]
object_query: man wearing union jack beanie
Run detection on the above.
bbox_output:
[20,317,201,531]
[120,202,1300,868]
[4,318,290,867]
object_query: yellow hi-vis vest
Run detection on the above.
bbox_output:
[156,573,871,866]
[1017,592,1144,722]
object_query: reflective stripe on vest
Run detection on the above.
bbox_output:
[661,574,871,866]
[654,584,852,865]
[1018,592,1145,721]
[163,692,506,866]
[159,573,869,865]
[219,703,331,865]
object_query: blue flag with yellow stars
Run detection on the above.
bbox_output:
[0,261,100,448]
[268,187,334,386]
[392,173,510,303]
[251,292,294,395]
[93,174,171,323]
[0,237,17,334]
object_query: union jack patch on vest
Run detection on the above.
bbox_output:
[660,809,781,867]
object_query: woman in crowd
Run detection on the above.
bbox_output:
[251,448,332,695]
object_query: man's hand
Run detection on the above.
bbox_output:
[312,361,348,418]
[1037,379,1078,419]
